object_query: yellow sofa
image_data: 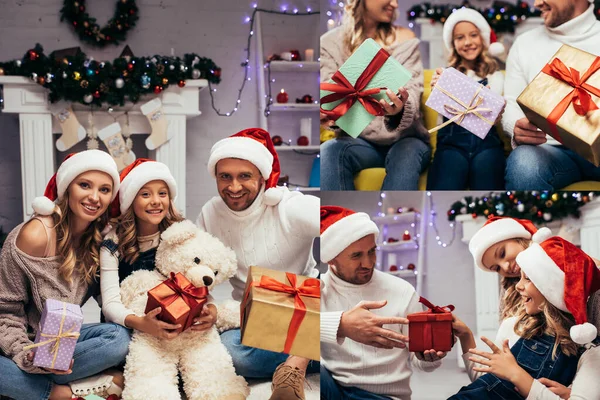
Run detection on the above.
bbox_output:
[352,70,600,191]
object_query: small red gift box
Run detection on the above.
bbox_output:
[144,272,209,333]
[407,297,454,352]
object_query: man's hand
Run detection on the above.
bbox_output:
[513,118,547,146]
[538,378,571,399]
[190,304,217,332]
[414,349,447,362]
[337,300,409,349]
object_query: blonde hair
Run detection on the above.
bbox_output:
[448,32,498,78]
[499,238,532,320]
[117,195,183,265]
[342,0,398,53]
[52,192,108,284]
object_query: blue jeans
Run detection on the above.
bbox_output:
[320,136,431,190]
[0,323,131,400]
[427,122,505,190]
[505,144,600,190]
[220,328,320,379]
[320,365,391,400]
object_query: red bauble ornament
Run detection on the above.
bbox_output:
[297,136,309,146]
[213,68,222,78]
[178,80,186,88]
[471,213,477,218]
[93,91,100,98]
[79,5,85,12]
[290,50,301,61]
[127,63,134,71]
[276,89,288,103]
[402,230,411,241]
[28,50,37,60]
[129,8,135,14]
[537,211,543,217]
[38,77,45,85]
[509,194,515,200]
[106,36,111,41]
[154,85,162,94]
[407,263,416,270]
[272,135,283,146]
[389,265,398,272]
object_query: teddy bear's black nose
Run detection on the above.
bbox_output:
[203,276,213,286]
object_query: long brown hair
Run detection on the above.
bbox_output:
[342,0,398,53]
[499,238,531,320]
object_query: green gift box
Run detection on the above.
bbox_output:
[320,38,412,138]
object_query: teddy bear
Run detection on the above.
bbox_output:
[118,219,249,400]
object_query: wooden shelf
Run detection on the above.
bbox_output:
[379,240,418,251]
[275,145,320,151]
[271,103,319,112]
[372,212,418,225]
[268,61,320,72]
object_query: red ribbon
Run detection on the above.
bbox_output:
[162,272,209,330]
[419,296,455,314]
[320,48,390,121]
[542,57,600,142]
[244,273,320,354]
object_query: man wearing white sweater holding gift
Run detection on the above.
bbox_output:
[320,206,447,400]
[197,128,319,400]
[503,0,600,189]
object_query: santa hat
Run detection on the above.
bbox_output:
[443,7,505,58]
[516,237,600,345]
[207,128,283,206]
[469,216,552,272]
[115,158,177,216]
[320,206,379,264]
[32,150,120,216]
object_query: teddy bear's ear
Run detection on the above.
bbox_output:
[160,220,198,246]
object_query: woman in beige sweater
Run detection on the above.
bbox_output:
[0,150,130,400]
[320,0,430,190]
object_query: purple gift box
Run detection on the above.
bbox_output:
[29,299,83,371]
[425,67,505,139]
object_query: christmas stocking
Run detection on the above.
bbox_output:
[51,102,86,151]
[98,122,136,171]
[140,98,171,150]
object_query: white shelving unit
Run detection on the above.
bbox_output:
[254,12,320,191]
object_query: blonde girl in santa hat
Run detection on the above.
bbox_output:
[0,149,131,400]
[427,7,507,190]
[450,237,600,399]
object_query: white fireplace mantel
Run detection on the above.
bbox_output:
[0,76,207,221]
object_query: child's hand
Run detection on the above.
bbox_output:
[452,314,472,339]
[537,378,571,399]
[415,349,447,362]
[430,67,444,88]
[494,102,506,124]
[380,88,408,116]
[190,304,217,332]
[27,351,74,375]
[469,337,523,382]
[140,307,181,340]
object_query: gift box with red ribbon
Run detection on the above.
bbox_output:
[518,44,600,166]
[407,297,454,353]
[145,272,209,333]
[320,38,412,138]
[240,266,320,361]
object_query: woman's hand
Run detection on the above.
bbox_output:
[136,307,181,340]
[190,304,217,332]
[27,351,74,375]
[430,67,444,88]
[380,87,408,116]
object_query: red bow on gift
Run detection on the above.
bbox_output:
[162,272,209,330]
[419,296,455,314]
[542,57,600,142]
[320,48,390,120]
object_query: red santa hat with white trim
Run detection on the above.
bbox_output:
[443,7,505,57]
[320,206,379,264]
[207,128,283,206]
[469,216,552,272]
[32,150,121,216]
[516,236,600,345]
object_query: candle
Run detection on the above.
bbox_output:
[276,89,288,103]
[304,49,314,62]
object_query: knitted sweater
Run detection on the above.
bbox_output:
[502,4,600,146]
[463,316,600,400]
[320,26,430,146]
[320,268,442,400]
[0,222,93,373]
[197,188,319,301]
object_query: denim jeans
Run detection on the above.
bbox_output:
[505,144,600,190]
[426,121,505,190]
[320,136,431,190]
[220,328,320,379]
[320,365,391,400]
[449,334,580,400]
[0,323,131,400]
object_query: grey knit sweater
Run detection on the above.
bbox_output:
[320,26,430,146]
[0,222,94,373]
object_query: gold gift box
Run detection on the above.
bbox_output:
[240,266,320,361]
[517,44,600,166]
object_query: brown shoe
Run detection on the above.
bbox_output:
[269,363,306,400]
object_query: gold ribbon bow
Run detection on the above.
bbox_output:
[24,302,80,369]
[428,85,494,134]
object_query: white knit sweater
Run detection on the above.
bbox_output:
[502,4,600,146]
[462,316,600,400]
[320,268,442,400]
[196,188,319,301]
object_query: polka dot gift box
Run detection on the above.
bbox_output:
[426,67,506,139]
[24,299,83,371]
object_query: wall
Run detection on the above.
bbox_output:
[0,0,320,229]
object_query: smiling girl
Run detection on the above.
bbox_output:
[427,8,507,190]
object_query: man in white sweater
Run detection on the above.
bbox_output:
[503,0,600,189]
[320,206,447,400]
[197,128,319,400]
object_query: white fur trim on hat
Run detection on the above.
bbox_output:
[119,161,177,214]
[207,137,273,179]
[320,212,379,264]
[263,186,285,206]
[32,196,57,216]
[515,243,568,312]
[488,42,505,57]
[532,227,552,243]
[443,8,491,52]
[571,322,598,345]
[469,219,533,271]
